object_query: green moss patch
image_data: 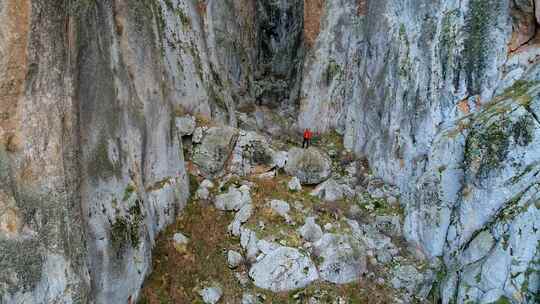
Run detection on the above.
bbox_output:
[465,119,511,178]
[462,0,501,94]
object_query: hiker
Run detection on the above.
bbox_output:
[302,128,313,149]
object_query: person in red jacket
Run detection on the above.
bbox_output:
[302,128,313,149]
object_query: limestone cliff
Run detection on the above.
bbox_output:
[299,1,540,303]
[1,0,539,303]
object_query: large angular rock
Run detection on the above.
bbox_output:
[229,131,276,176]
[227,250,244,269]
[284,147,332,185]
[313,233,367,284]
[390,264,433,299]
[214,186,251,211]
[273,151,288,169]
[228,203,254,236]
[175,115,196,137]
[240,228,260,262]
[248,246,319,292]
[199,286,223,304]
[310,178,354,202]
[192,126,238,176]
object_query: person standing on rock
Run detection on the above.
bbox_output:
[303,128,313,149]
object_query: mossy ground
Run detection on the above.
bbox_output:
[139,128,408,303]
[139,202,240,304]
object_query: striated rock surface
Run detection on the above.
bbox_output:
[192,126,238,176]
[3,0,540,303]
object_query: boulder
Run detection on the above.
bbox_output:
[175,115,196,137]
[196,187,210,200]
[248,246,319,292]
[257,239,280,254]
[200,179,215,189]
[310,178,354,202]
[227,250,244,268]
[374,215,402,237]
[390,264,429,297]
[229,131,276,176]
[288,177,302,192]
[273,151,288,169]
[214,186,251,211]
[198,286,223,304]
[285,147,332,185]
[298,217,323,242]
[313,233,367,284]
[228,203,254,236]
[192,126,238,176]
[240,228,260,262]
[241,293,259,304]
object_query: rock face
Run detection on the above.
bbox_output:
[284,147,332,185]
[3,0,540,303]
[297,1,540,303]
[0,0,251,302]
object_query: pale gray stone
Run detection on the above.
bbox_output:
[313,233,366,284]
[269,199,291,222]
[311,178,353,202]
[248,246,319,292]
[228,203,254,236]
[285,148,332,185]
[199,286,223,304]
[192,126,238,176]
[175,115,196,137]
[273,151,288,169]
[240,228,260,262]
[215,187,251,211]
[228,250,244,269]
[288,177,302,192]
[298,217,323,243]
[173,232,189,246]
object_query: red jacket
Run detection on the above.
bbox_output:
[303,130,312,140]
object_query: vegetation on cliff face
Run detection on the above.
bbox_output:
[463,0,501,95]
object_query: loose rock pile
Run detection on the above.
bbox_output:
[143,123,438,303]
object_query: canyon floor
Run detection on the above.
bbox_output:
[137,113,439,304]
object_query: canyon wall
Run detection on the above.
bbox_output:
[1,0,539,303]
[0,0,256,302]
[299,0,540,302]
